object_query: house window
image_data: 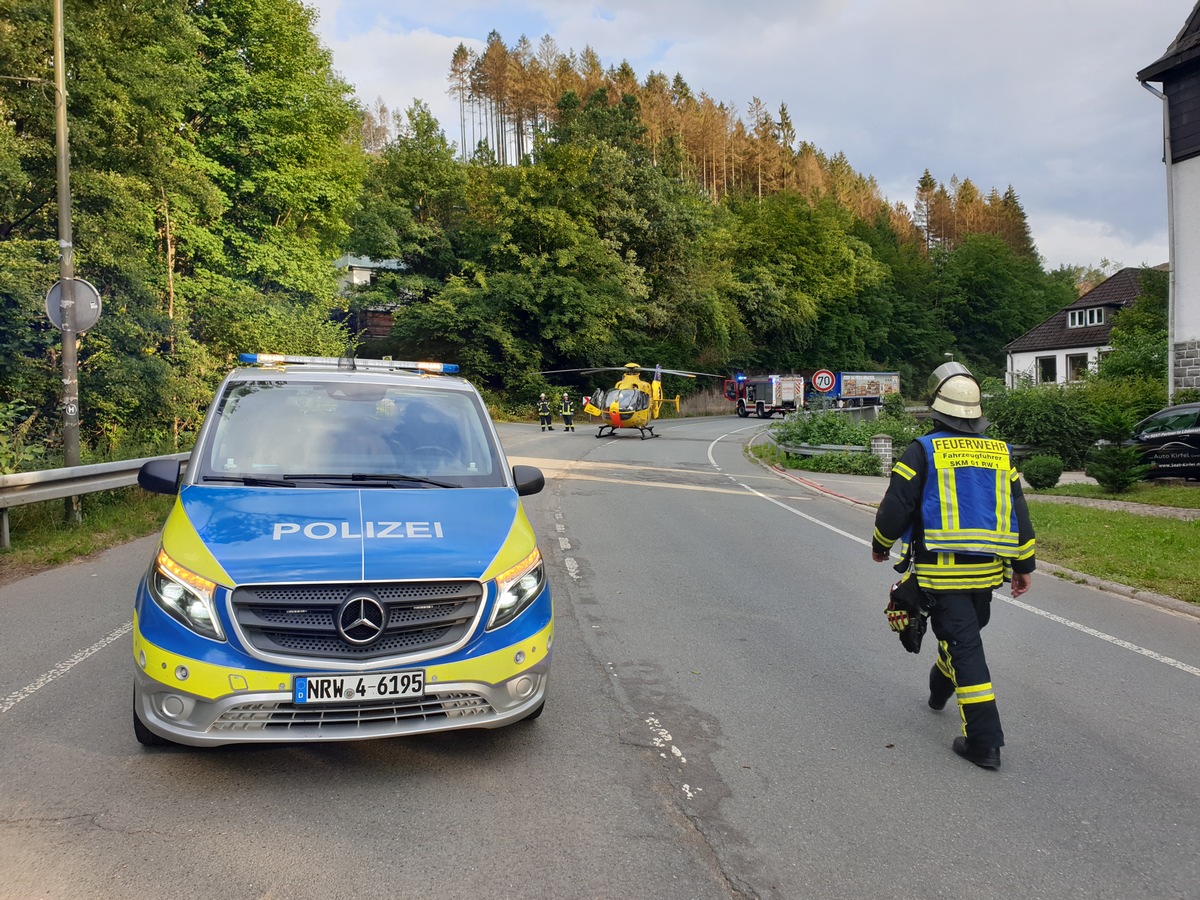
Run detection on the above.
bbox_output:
[1066,353,1089,382]
[1068,308,1105,328]
[1037,357,1057,384]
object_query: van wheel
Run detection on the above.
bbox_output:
[520,699,545,722]
[133,692,171,747]
[736,401,749,418]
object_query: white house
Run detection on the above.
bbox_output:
[333,254,407,340]
[1005,267,1158,386]
[1138,2,1200,397]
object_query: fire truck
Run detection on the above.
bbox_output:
[723,374,805,418]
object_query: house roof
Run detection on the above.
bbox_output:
[1004,267,1147,354]
[1138,1,1200,82]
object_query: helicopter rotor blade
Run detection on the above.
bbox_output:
[654,368,725,379]
[537,365,724,378]
[536,367,629,376]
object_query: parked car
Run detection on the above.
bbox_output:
[1129,402,1200,479]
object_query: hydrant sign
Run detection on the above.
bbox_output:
[812,369,835,392]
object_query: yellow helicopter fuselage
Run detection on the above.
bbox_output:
[582,367,680,438]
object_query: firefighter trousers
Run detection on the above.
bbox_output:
[927,589,1004,748]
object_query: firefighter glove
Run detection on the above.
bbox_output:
[887,574,930,654]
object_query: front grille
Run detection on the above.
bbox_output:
[210,692,492,732]
[230,580,483,662]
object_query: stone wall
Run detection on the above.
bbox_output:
[1175,339,1200,392]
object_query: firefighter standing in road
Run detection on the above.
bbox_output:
[537,393,554,431]
[560,392,575,432]
[871,362,1035,771]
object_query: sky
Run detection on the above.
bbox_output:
[306,1,1191,273]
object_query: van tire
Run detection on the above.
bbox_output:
[520,699,545,722]
[133,692,171,747]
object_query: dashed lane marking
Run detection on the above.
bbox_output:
[0,622,132,716]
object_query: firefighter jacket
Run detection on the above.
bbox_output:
[559,398,574,416]
[872,428,1036,592]
[537,398,551,417]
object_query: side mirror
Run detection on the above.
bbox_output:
[138,458,183,495]
[512,464,545,497]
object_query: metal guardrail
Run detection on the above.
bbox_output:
[768,436,869,457]
[0,453,189,549]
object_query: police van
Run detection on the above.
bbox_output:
[132,354,552,746]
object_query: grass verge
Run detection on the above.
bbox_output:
[1033,481,1200,509]
[1027,500,1200,604]
[0,488,173,584]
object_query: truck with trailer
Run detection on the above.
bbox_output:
[808,371,900,407]
[723,373,805,418]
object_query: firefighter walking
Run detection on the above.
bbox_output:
[559,392,575,432]
[537,393,554,431]
[871,362,1035,770]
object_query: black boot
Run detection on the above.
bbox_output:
[953,736,1001,770]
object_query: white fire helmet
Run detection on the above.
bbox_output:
[927,362,988,434]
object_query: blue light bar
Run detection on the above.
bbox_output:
[238,353,459,374]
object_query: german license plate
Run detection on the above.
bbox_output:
[293,670,425,704]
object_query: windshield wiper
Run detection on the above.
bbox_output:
[283,473,462,489]
[201,474,297,487]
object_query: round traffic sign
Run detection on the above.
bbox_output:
[812,369,835,392]
[45,278,102,332]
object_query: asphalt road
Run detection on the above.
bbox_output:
[1,415,1197,899]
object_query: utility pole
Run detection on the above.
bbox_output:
[54,0,82,524]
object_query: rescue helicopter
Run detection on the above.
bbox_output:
[539,363,721,439]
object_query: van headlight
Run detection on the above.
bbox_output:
[488,548,545,630]
[148,549,226,641]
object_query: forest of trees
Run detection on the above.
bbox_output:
[0,1,1157,465]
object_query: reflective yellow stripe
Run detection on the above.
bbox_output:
[936,643,954,681]
[915,554,1006,590]
[939,467,957,531]
[873,527,898,547]
[956,682,995,704]
[1002,469,1013,533]
[892,461,917,480]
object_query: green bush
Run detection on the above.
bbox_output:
[1172,388,1200,405]
[772,409,923,449]
[1079,375,1167,426]
[984,383,1094,468]
[0,401,48,474]
[1021,454,1063,490]
[1084,408,1150,493]
[785,450,883,476]
[880,393,907,420]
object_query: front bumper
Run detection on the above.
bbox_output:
[133,621,552,747]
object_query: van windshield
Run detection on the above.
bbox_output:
[196,380,506,488]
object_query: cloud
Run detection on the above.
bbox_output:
[306,0,1181,270]
[1028,209,1168,272]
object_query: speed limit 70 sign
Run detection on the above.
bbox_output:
[812,369,835,392]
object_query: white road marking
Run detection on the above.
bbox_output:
[1004,597,1200,677]
[707,426,1200,679]
[0,622,132,715]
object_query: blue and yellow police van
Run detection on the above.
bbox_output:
[132,354,552,746]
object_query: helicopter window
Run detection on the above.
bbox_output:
[600,388,648,411]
